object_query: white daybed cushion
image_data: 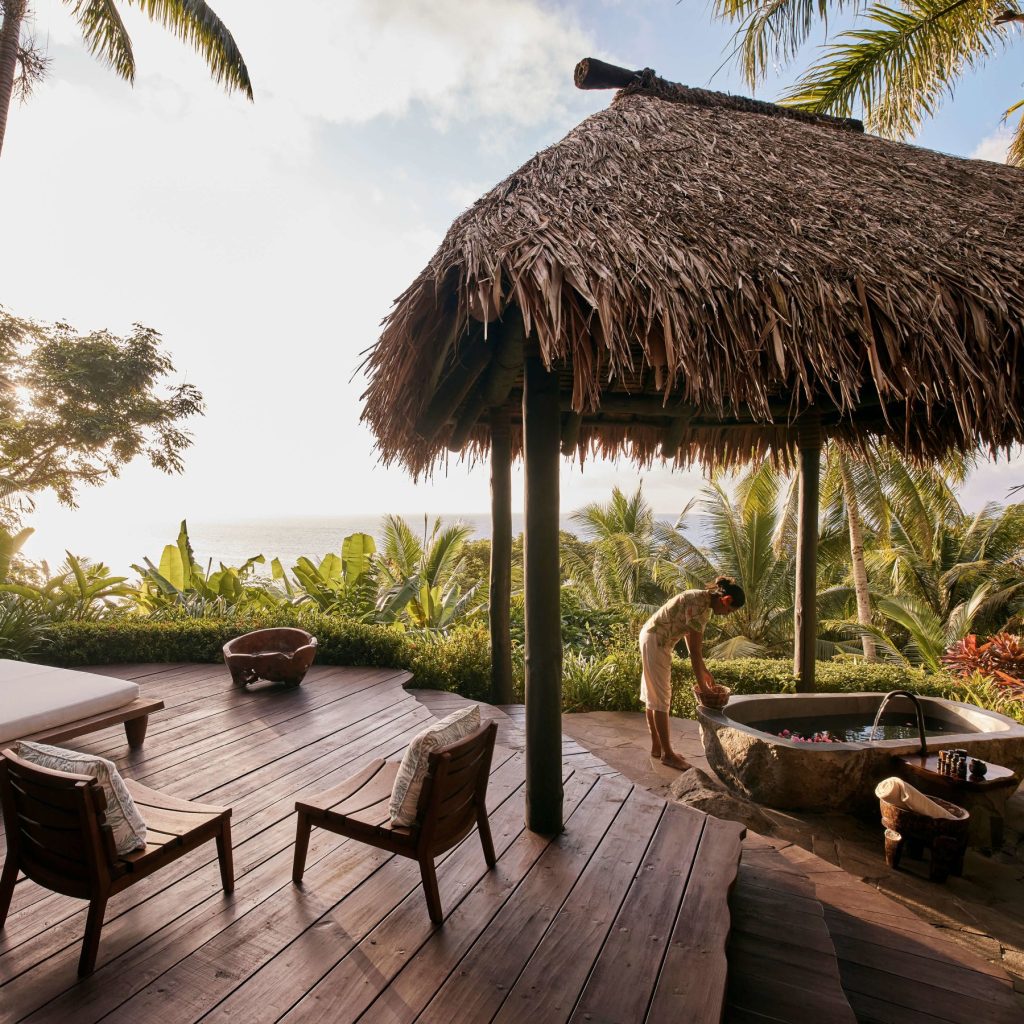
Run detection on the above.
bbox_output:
[0,660,140,746]
[14,740,148,854]
[389,705,481,828]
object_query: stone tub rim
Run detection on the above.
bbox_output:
[697,691,1024,753]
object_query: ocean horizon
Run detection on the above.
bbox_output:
[38,512,708,579]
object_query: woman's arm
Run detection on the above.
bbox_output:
[684,629,714,689]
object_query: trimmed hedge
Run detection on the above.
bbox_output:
[45,615,490,696]
[45,615,976,719]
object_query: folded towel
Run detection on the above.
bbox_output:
[875,777,959,820]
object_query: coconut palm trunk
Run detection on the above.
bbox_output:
[839,452,877,661]
[0,0,26,156]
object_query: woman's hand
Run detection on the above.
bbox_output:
[696,668,716,692]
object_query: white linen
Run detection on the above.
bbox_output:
[875,776,959,820]
[0,660,140,745]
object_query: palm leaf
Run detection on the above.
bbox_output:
[716,0,861,86]
[127,0,252,98]
[1005,97,1024,166]
[782,0,1011,138]
[68,0,135,81]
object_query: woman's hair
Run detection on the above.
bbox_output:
[708,575,746,609]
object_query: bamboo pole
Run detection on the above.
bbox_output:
[523,352,563,834]
[794,416,822,691]
[489,409,514,704]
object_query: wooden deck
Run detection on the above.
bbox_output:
[1,664,742,1024]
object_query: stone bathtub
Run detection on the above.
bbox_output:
[698,692,1024,813]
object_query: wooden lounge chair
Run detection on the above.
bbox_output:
[292,721,498,923]
[0,748,234,976]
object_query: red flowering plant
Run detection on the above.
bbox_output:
[941,633,1024,693]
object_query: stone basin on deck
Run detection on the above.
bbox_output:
[698,692,1024,813]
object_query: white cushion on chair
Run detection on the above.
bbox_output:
[14,740,148,855]
[0,660,140,745]
[389,705,481,827]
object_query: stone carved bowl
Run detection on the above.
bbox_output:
[223,627,318,689]
[694,684,732,710]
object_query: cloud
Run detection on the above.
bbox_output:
[257,0,594,129]
[971,126,1012,163]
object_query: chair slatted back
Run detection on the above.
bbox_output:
[417,721,497,854]
[0,749,119,898]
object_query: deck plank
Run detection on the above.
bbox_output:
[568,801,707,1024]
[492,787,666,1024]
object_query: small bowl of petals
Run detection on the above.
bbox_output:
[693,684,731,710]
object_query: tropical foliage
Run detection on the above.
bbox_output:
[1,455,1022,733]
[714,0,1024,165]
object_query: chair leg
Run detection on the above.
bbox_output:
[0,855,18,928]
[79,896,107,977]
[216,818,235,894]
[477,807,497,868]
[292,811,312,884]
[418,856,444,924]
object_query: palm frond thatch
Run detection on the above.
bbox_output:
[361,70,1024,477]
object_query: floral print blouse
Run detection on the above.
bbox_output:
[641,589,713,648]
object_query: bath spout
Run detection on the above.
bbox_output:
[870,689,928,755]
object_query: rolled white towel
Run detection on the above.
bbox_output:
[875,777,959,820]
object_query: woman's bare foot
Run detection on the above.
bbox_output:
[650,742,663,758]
[659,752,691,771]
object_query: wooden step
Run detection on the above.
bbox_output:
[777,841,1024,1024]
[725,834,856,1024]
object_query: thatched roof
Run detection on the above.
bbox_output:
[361,68,1024,476]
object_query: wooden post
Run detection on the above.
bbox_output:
[794,416,822,692]
[489,409,514,705]
[523,352,563,834]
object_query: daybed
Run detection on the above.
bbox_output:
[0,660,163,749]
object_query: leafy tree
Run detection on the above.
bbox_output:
[0,0,252,155]
[0,308,203,520]
[871,463,1024,627]
[714,0,1024,164]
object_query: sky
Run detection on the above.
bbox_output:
[2,0,1021,570]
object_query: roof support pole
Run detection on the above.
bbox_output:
[523,352,563,834]
[794,415,822,692]
[489,408,514,705]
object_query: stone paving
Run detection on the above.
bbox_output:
[561,709,1024,993]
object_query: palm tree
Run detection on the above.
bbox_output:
[852,465,1024,665]
[563,485,683,612]
[0,0,252,156]
[818,441,974,662]
[374,515,482,631]
[714,0,1024,164]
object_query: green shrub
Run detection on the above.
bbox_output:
[405,625,492,699]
